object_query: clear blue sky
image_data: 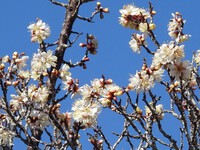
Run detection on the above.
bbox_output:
[0,0,200,149]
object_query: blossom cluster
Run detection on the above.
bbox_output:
[127,64,164,93]
[119,4,151,31]
[28,18,50,43]
[168,12,191,43]
[129,33,148,53]
[31,49,57,80]
[71,78,123,128]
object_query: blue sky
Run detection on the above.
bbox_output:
[0,0,200,149]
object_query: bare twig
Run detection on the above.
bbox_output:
[49,0,68,7]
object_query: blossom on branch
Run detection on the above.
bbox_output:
[168,60,193,81]
[129,33,147,53]
[128,65,164,93]
[145,104,164,120]
[0,128,15,148]
[119,4,150,31]
[31,50,57,80]
[28,18,50,43]
[71,99,101,128]
[168,12,191,43]
[151,41,185,68]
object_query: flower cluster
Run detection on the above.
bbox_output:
[72,99,101,128]
[129,33,148,53]
[28,84,49,104]
[28,18,50,43]
[119,4,151,31]
[27,110,51,130]
[0,127,15,147]
[168,12,191,43]
[151,41,185,68]
[31,50,57,80]
[127,64,164,93]
[168,60,192,81]
[71,78,123,127]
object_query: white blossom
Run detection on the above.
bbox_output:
[28,111,51,130]
[145,104,164,120]
[168,12,191,43]
[31,50,57,80]
[28,85,49,104]
[128,66,163,93]
[78,84,95,100]
[15,56,29,70]
[119,4,150,30]
[0,127,15,147]
[128,70,154,93]
[28,19,50,43]
[60,64,71,81]
[152,41,185,68]
[71,99,101,128]
[129,33,147,53]
[168,60,192,81]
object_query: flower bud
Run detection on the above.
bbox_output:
[136,106,143,115]
[79,43,86,47]
[106,79,113,84]
[12,52,18,60]
[12,80,19,87]
[103,8,109,13]
[88,34,94,39]
[149,23,156,30]
[0,63,5,70]
[96,2,101,7]
[83,57,90,62]
[83,63,87,69]
[52,69,59,76]
[151,10,156,15]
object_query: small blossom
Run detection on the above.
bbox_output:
[168,60,192,81]
[28,85,49,104]
[128,70,154,93]
[31,50,57,80]
[119,4,150,30]
[28,18,50,43]
[151,41,185,68]
[78,84,97,100]
[60,64,71,81]
[168,12,191,43]
[129,33,147,53]
[1,55,10,63]
[128,66,163,93]
[87,37,98,55]
[27,111,51,130]
[145,104,164,120]
[15,56,29,70]
[0,127,15,147]
[10,93,28,112]
[138,23,148,32]
[18,70,30,79]
[71,99,101,128]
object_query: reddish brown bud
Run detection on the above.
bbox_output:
[83,57,90,61]
[79,43,87,47]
